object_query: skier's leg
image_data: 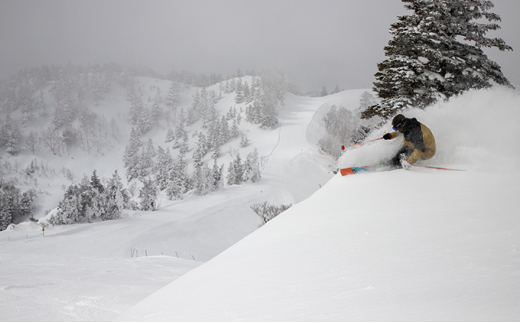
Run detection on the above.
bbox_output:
[385,145,413,169]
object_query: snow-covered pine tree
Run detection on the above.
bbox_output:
[187,90,201,126]
[243,148,261,183]
[240,134,249,148]
[151,98,162,125]
[226,152,243,186]
[210,159,224,191]
[90,169,104,193]
[154,146,173,191]
[6,123,20,155]
[207,118,220,150]
[165,154,188,200]
[137,147,151,179]
[231,119,239,139]
[128,90,144,126]
[211,142,221,160]
[20,190,36,218]
[235,79,245,104]
[105,170,126,219]
[0,205,12,231]
[0,115,13,147]
[236,112,242,125]
[138,106,152,134]
[226,107,234,121]
[243,81,252,103]
[139,178,158,211]
[165,128,175,143]
[165,82,179,109]
[53,185,82,225]
[219,116,230,144]
[321,86,328,97]
[194,163,212,196]
[192,133,208,169]
[123,127,142,182]
[364,0,513,119]
[179,131,189,155]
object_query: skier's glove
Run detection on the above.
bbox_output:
[383,133,392,140]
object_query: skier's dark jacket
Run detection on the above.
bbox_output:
[389,118,436,164]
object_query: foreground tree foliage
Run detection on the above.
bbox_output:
[363,0,513,120]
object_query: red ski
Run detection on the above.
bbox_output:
[340,163,465,176]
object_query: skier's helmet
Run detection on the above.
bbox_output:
[392,114,406,131]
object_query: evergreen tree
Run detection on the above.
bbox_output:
[364,0,513,119]
[166,155,188,200]
[90,170,104,193]
[231,119,239,139]
[210,159,224,191]
[243,148,261,183]
[235,79,245,103]
[105,170,126,219]
[194,163,212,196]
[154,146,173,191]
[124,127,141,182]
[240,134,250,148]
[219,116,230,144]
[165,82,179,109]
[53,185,82,225]
[0,205,12,231]
[243,81,252,103]
[165,128,175,143]
[20,190,36,217]
[321,86,328,97]
[139,178,158,211]
[192,133,208,168]
[128,90,143,126]
[211,142,221,160]
[226,152,243,186]
[151,99,162,125]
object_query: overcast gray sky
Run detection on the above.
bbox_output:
[1,0,519,91]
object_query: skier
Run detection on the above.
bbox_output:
[382,114,436,169]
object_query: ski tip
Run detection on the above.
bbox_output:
[340,168,354,176]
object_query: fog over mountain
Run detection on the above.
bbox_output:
[1,0,519,91]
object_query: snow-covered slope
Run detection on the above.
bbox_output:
[0,83,353,321]
[118,87,520,321]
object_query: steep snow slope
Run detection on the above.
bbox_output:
[119,87,520,321]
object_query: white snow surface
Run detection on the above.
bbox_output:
[1,85,519,321]
[119,87,520,322]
